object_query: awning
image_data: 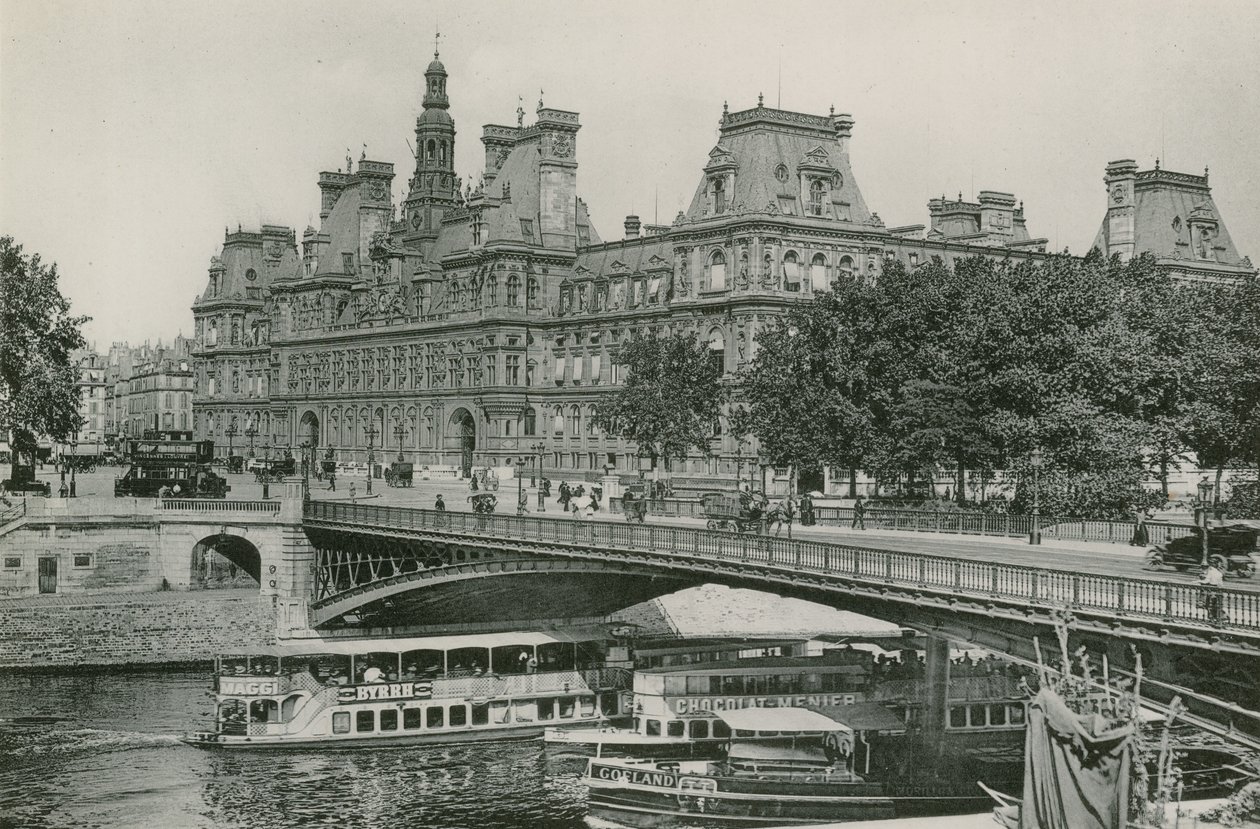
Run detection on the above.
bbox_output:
[716,707,851,733]
[728,743,829,764]
[219,628,598,658]
[809,703,907,734]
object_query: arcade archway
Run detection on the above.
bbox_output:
[191,533,262,589]
[446,408,476,477]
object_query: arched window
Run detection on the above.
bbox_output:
[708,328,726,376]
[440,141,447,164]
[839,255,855,279]
[423,407,434,446]
[587,404,599,435]
[527,277,539,308]
[553,406,565,435]
[713,177,726,214]
[426,139,436,160]
[810,253,827,292]
[571,405,583,437]
[449,280,462,311]
[708,250,727,291]
[506,274,520,306]
[810,180,826,216]
[524,407,537,436]
[487,274,498,306]
[783,251,800,291]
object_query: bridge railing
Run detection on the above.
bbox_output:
[607,497,1196,546]
[303,502,1259,633]
[159,499,281,514]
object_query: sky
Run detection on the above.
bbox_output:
[3,0,1258,349]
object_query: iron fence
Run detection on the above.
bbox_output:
[305,501,1258,633]
[607,497,1196,546]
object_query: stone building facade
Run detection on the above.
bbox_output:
[190,54,1248,487]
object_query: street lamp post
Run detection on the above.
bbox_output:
[225,422,238,468]
[69,431,78,497]
[1197,479,1215,567]
[516,458,525,515]
[531,442,546,511]
[393,423,406,463]
[365,423,378,496]
[299,440,311,499]
[1029,448,1043,546]
[245,423,258,458]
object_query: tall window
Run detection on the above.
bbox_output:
[713,177,726,213]
[708,250,726,291]
[524,407,537,436]
[450,281,462,311]
[527,277,539,308]
[571,405,583,437]
[423,407,434,446]
[783,251,800,291]
[505,355,520,385]
[810,180,826,216]
[506,274,520,306]
[708,329,726,376]
[487,274,498,305]
[810,253,827,292]
[553,406,565,435]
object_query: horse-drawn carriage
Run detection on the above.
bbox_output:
[384,462,414,488]
[469,492,497,514]
[701,491,766,534]
[253,457,296,483]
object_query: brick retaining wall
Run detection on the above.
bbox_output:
[0,588,277,669]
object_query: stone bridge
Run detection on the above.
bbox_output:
[301,500,1260,743]
[0,485,313,601]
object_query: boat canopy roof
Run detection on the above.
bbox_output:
[728,742,829,764]
[717,707,852,733]
[810,703,908,734]
[218,629,593,658]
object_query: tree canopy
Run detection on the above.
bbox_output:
[592,332,726,472]
[737,252,1260,518]
[0,237,88,459]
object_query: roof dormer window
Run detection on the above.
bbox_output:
[809,180,826,216]
[713,177,726,214]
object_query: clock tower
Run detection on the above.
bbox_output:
[403,50,459,247]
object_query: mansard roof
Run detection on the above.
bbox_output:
[1092,165,1248,270]
[196,225,298,305]
[574,236,672,279]
[684,103,874,225]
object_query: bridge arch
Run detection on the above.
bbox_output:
[191,532,263,587]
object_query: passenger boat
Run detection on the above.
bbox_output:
[182,629,631,748]
[546,646,1029,757]
[582,707,1023,826]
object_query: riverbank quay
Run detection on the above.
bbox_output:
[0,588,275,670]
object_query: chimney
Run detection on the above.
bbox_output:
[978,191,1016,239]
[1103,159,1138,261]
[833,113,855,154]
[624,214,641,240]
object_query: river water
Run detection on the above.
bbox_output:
[0,669,596,829]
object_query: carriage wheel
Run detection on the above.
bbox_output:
[706,520,718,530]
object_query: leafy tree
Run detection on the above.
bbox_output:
[592,332,725,478]
[734,280,892,490]
[0,237,88,478]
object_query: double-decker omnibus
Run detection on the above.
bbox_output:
[114,439,229,497]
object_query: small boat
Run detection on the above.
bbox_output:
[181,629,631,749]
[582,707,1022,826]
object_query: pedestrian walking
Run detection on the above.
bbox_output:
[349,482,357,502]
[470,474,479,492]
[852,495,866,530]
[558,481,571,510]
[800,492,815,526]
[1129,510,1149,546]
[434,494,446,511]
[1200,556,1226,624]
[327,470,336,492]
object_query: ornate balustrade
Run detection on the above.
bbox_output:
[304,502,1258,634]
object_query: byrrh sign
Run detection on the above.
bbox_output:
[672,693,857,715]
[337,682,432,703]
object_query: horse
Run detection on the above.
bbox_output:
[763,498,796,537]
